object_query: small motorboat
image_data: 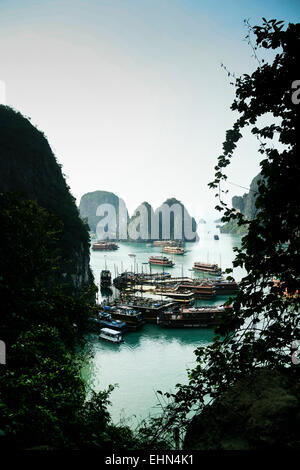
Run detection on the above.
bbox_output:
[99,327,123,343]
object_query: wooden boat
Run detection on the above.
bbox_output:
[157,305,232,328]
[153,240,176,247]
[99,328,123,343]
[183,277,238,296]
[154,289,195,302]
[99,319,127,333]
[193,261,222,276]
[113,271,171,290]
[100,269,112,288]
[210,277,238,295]
[92,241,119,251]
[149,256,174,267]
[163,246,185,255]
[214,234,219,240]
[176,280,216,299]
[105,296,175,323]
[101,305,144,329]
[91,313,127,333]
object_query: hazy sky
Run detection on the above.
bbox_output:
[0,0,299,220]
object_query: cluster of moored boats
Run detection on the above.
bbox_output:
[113,272,237,300]
[94,297,234,343]
[95,266,238,343]
[92,236,235,342]
[148,256,222,274]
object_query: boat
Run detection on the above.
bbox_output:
[193,261,222,276]
[113,271,171,290]
[102,305,144,329]
[157,305,232,328]
[100,269,112,288]
[149,256,174,267]
[182,277,238,296]
[153,240,184,247]
[99,328,123,343]
[163,246,185,255]
[154,287,195,302]
[153,277,237,297]
[92,241,119,251]
[153,240,176,247]
[104,296,176,323]
[99,319,127,333]
[210,277,238,295]
[128,253,136,257]
[171,280,216,299]
[214,234,219,240]
[95,312,128,332]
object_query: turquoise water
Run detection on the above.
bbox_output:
[84,222,244,424]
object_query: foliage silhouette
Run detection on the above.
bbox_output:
[137,19,300,449]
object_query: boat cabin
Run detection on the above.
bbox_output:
[99,328,123,343]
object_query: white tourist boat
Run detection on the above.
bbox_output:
[99,328,123,343]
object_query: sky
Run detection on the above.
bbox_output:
[0,0,299,220]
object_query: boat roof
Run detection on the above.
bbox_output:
[100,320,127,327]
[100,328,122,335]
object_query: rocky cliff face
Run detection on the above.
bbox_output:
[221,173,262,234]
[79,192,198,242]
[232,173,262,219]
[127,201,154,241]
[79,190,129,239]
[0,105,93,294]
[155,198,198,241]
[108,197,198,242]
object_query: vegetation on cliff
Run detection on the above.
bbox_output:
[0,115,153,449]
[0,105,93,293]
[0,194,112,449]
[220,173,262,234]
[183,369,300,450]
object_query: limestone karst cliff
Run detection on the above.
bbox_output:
[79,190,129,239]
[221,173,262,234]
[80,192,198,242]
[0,105,93,293]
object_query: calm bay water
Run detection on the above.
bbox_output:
[83,222,244,425]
